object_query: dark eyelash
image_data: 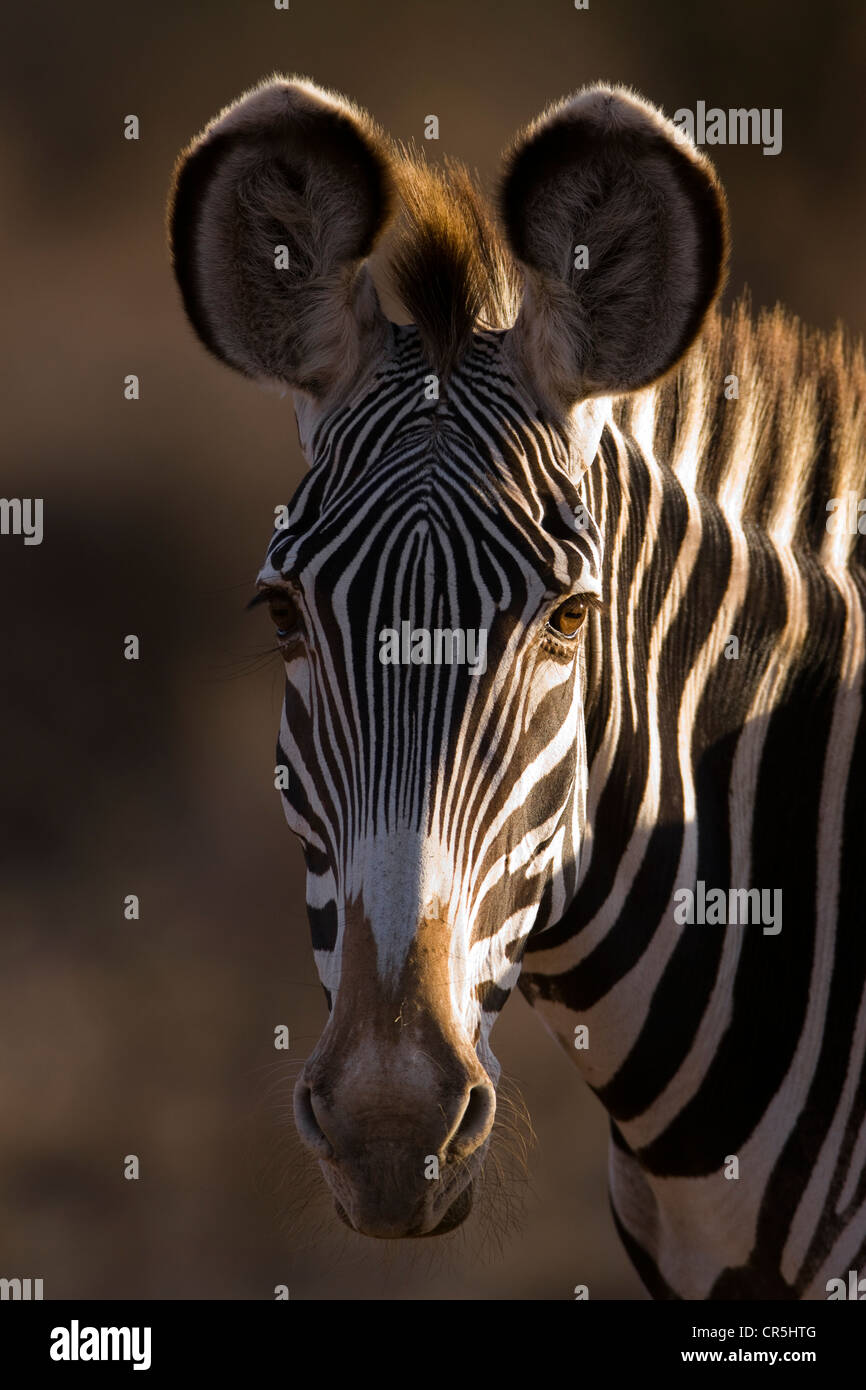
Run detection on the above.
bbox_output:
[551,592,603,614]
[246,586,298,613]
[574,593,604,613]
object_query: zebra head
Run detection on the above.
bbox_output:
[169,78,727,1238]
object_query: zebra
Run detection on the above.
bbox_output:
[168,76,866,1299]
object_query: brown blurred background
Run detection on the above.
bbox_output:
[0,0,863,1300]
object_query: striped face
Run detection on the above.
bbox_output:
[171,75,728,1253]
[257,327,603,1236]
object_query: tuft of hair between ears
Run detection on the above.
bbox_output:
[385,151,522,380]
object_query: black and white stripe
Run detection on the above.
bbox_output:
[259,325,603,1052]
[520,309,866,1299]
[171,75,865,1276]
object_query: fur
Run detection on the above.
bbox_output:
[168,76,395,398]
[169,79,863,571]
[499,84,729,408]
[168,80,727,410]
[626,294,866,568]
[385,152,521,378]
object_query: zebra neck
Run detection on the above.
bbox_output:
[518,332,866,1299]
[579,415,863,915]
[523,411,864,1159]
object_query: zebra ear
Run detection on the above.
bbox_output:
[499,85,728,409]
[168,78,395,398]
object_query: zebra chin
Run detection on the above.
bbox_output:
[296,1098,493,1240]
[332,1181,476,1240]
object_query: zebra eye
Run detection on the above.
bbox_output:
[267,593,301,643]
[548,598,588,639]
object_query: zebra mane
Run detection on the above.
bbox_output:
[618,294,866,559]
[384,151,522,378]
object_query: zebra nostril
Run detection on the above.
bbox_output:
[447,1081,496,1160]
[293,1079,334,1159]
